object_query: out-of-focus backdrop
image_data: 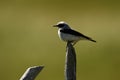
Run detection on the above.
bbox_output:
[0,0,120,80]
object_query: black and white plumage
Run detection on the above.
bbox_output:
[53,21,96,45]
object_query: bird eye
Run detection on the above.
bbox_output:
[58,24,64,27]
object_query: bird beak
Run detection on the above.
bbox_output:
[53,24,58,27]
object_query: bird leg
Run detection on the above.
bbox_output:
[72,40,78,46]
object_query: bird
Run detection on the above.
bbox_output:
[53,21,96,45]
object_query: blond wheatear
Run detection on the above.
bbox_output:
[53,21,96,45]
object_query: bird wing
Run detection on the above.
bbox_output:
[60,29,96,42]
[60,29,87,37]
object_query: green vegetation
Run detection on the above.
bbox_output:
[0,0,120,80]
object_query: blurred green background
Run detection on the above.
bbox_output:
[0,0,120,80]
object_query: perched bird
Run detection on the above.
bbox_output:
[53,21,96,45]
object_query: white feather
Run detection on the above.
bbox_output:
[58,29,81,42]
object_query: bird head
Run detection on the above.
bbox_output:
[53,21,71,29]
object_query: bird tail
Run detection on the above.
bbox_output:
[89,38,96,42]
[86,37,96,42]
[82,35,96,42]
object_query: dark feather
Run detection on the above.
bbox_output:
[60,29,96,42]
